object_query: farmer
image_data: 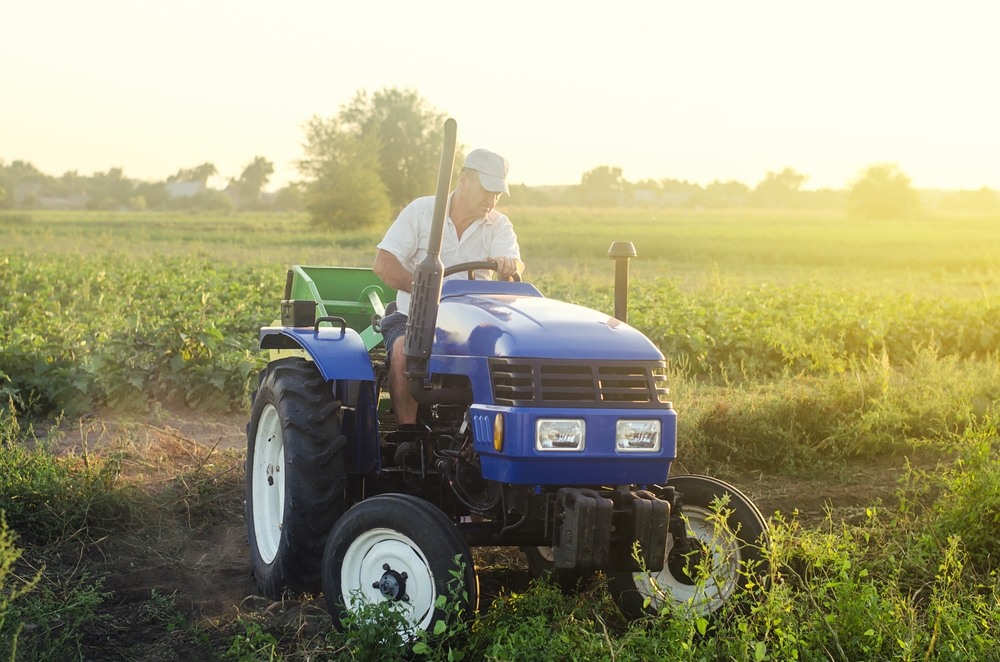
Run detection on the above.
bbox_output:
[373,148,523,457]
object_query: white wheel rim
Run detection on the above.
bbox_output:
[253,403,285,565]
[632,505,742,617]
[340,527,437,632]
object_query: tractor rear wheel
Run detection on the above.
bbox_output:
[246,357,348,599]
[322,493,478,633]
[608,475,769,620]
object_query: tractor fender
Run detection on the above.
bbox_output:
[259,326,375,382]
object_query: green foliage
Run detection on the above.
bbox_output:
[299,117,392,230]
[541,277,1000,381]
[2,572,108,661]
[0,253,276,415]
[332,593,412,661]
[923,418,1000,569]
[232,156,275,209]
[693,179,752,208]
[0,406,132,543]
[848,162,921,220]
[0,513,42,662]
[410,555,476,661]
[166,188,235,212]
[339,86,458,209]
[752,167,808,208]
[227,619,283,661]
[169,162,219,186]
[939,187,999,214]
[274,183,303,212]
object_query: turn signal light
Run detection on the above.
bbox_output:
[493,414,504,452]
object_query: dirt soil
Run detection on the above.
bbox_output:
[33,407,930,661]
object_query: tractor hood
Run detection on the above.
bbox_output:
[431,281,663,361]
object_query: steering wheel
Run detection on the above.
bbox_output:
[443,260,521,282]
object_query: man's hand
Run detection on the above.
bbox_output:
[489,255,523,280]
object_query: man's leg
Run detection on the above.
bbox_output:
[388,335,419,425]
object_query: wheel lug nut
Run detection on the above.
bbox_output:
[400,572,408,580]
[401,594,409,601]
[372,582,381,589]
[383,563,390,571]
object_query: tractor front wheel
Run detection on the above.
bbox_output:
[608,475,769,620]
[322,494,479,633]
[246,358,348,599]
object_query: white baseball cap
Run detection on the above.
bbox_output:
[463,148,509,195]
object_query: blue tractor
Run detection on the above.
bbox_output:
[245,120,768,632]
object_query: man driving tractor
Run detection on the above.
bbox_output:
[373,148,524,439]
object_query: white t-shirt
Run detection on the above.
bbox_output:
[376,194,521,316]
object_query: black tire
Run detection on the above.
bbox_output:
[608,475,769,620]
[246,357,348,599]
[522,546,594,594]
[322,494,478,633]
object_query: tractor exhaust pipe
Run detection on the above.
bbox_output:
[403,118,471,405]
[608,241,637,322]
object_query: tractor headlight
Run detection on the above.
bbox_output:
[615,420,661,452]
[535,419,586,452]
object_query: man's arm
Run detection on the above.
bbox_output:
[487,214,524,280]
[373,249,414,293]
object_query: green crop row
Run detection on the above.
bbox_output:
[541,276,1000,379]
[0,253,281,415]
[5,252,1000,417]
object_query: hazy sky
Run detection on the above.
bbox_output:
[3,1,998,191]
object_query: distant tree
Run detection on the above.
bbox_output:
[660,178,703,194]
[693,180,750,208]
[576,165,625,207]
[0,186,5,205]
[168,162,218,186]
[339,87,460,209]
[135,181,169,209]
[83,167,135,209]
[299,118,391,229]
[752,168,808,207]
[848,163,920,219]
[275,183,304,212]
[231,157,274,208]
[504,183,551,207]
[941,187,998,213]
[580,166,625,193]
[166,189,234,212]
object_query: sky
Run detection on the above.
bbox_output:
[2,1,999,191]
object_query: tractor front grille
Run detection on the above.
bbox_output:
[489,359,666,408]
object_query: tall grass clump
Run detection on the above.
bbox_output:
[658,348,1000,472]
[0,513,41,661]
[0,405,133,545]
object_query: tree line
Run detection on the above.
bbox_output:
[3,87,997,224]
[294,88,999,226]
[0,156,300,213]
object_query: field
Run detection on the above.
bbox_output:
[3,208,1000,660]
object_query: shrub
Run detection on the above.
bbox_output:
[848,163,921,220]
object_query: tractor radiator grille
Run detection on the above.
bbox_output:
[489,359,666,408]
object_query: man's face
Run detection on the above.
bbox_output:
[462,172,502,217]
